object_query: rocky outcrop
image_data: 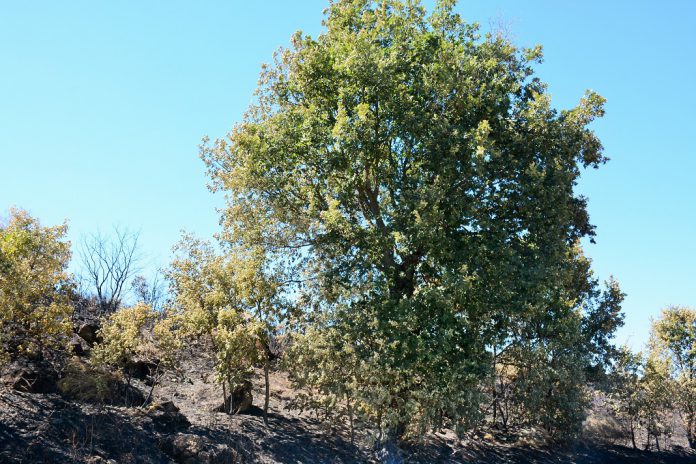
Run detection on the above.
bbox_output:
[57,358,145,406]
[126,359,158,380]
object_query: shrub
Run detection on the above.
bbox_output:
[58,358,129,405]
[0,208,73,365]
[92,303,183,406]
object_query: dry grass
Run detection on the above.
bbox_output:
[57,358,142,406]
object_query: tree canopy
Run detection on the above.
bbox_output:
[201,0,623,439]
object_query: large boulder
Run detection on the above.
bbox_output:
[58,359,145,406]
[159,433,242,464]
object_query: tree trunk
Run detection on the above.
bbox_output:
[125,373,132,407]
[228,381,237,414]
[630,419,636,449]
[376,409,383,448]
[222,382,228,414]
[492,347,497,425]
[142,364,160,408]
[347,395,355,445]
[492,392,498,424]
[263,357,270,426]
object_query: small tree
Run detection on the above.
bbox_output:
[92,303,182,406]
[608,346,643,449]
[638,353,674,450]
[650,306,696,449]
[166,234,264,415]
[0,208,73,364]
[223,246,288,424]
[214,309,264,414]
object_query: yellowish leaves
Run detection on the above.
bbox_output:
[474,119,492,159]
[320,197,346,232]
[167,234,281,396]
[213,309,263,388]
[0,208,73,360]
[93,303,185,376]
[522,44,544,63]
[92,303,156,368]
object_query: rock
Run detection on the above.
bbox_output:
[155,400,180,413]
[77,323,101,346]
[125,359,157,380]
[159,433,241,464]
[69,334,88,356]
[148,401,190,433]
[58,359,145,406]
[375,442,404,464]
[1,360,57,393]
[214,381,253,414]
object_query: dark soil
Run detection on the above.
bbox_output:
[1,354,694,464]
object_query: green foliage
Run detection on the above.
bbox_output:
[166,234,273,413]
[638,353,674,448]
[650,306,696,448]
[92,303,158,370]
[202,0,622,439]
[492,248,625,438]
[608,346,643,448]
[0,208,73,364]
[286,325,363,437]
[92,302,183,406]
[501,327,590,439]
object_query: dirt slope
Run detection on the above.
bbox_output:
[1,355,694,464]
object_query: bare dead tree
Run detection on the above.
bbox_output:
[131,271,166,311]
[79,226,140,315]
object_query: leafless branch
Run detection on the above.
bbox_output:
[79,226,140,314]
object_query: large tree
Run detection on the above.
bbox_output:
[202,0,621,439]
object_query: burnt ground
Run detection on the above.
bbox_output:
[1,354,695,464]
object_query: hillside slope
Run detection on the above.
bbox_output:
[1,355,695,463]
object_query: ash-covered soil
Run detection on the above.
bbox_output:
[1,353,695,464]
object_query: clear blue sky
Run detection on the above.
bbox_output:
[1,1,694,350]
